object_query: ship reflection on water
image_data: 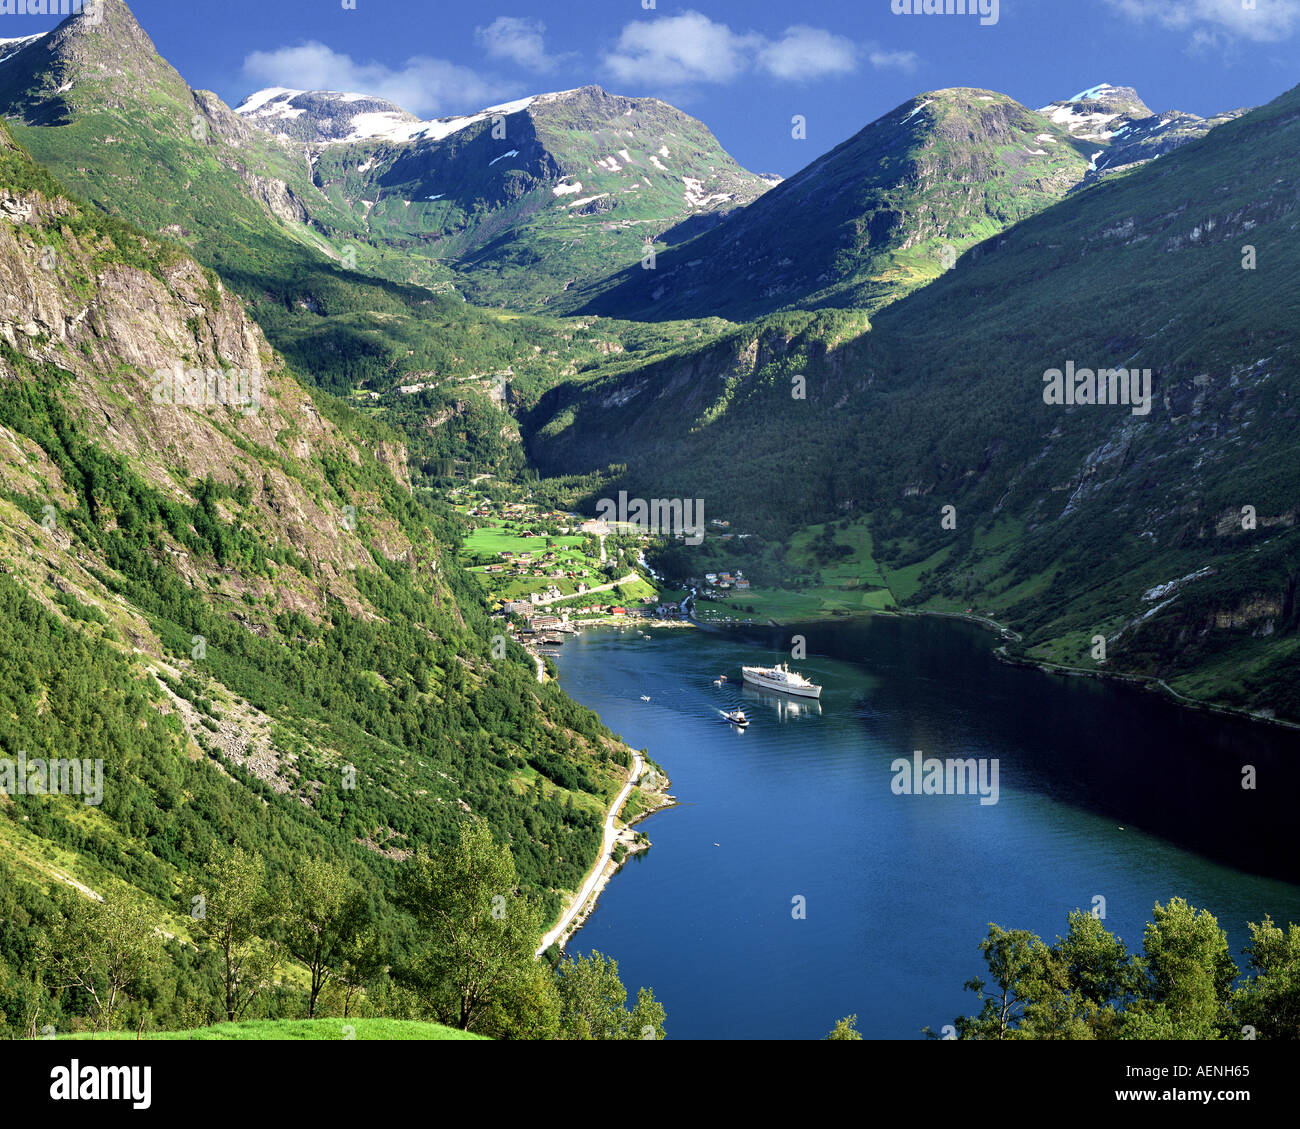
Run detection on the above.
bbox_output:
[741,684,823,720]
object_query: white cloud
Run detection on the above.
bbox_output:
[757,27,859,81]
[1104,0,1300,43]
[867,48,920,72]
[241,42,502,117]
[605,12,760,86]
[603,11,908,87]
[475,17,557,72]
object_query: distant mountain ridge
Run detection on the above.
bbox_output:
[235,82,779,307]
[569,87,1097,321]
[1038,82,1248,188]
[526,78,1300,720]
[572,81,1246,323]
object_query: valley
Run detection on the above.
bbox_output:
[0,0,1296,1056]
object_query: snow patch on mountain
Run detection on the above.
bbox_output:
[682,177,732,208]
[235,87,303,115]
[1046,105,1120,138]
[899,99,933,125]
[1069,83,1115,102]
[236,87,551,146]
[0,33,47,66]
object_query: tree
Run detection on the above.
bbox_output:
[826,1014,863,1040]
[949,925,1051,1040]
[394,821,546,1035]
[487,959,561,1040]
[281,856,367,1019]
[41,891,162,1033]
[1234,915,1300,1039]
[1019,910,1145,1040]
[554,950,666,1040]
[937,902,1254,1042]
[0,953,51,1041]
[334,925,387,1020]
[185,844,277,1023]
[1125,898,1236,1039]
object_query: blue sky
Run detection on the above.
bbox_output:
[4,0,1299,175]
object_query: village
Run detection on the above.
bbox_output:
[450,483,682,662]
[449,482,768,662]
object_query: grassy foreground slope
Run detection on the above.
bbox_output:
[0,104,643,1038]
[66,1019,483,1041]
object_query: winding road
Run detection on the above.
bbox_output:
[536,747,645,956]
[528,572,639,608]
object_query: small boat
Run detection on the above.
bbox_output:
[640,633,651,639]
[712,679,723,687]
[640,695,651,702]
[721,709,749,727]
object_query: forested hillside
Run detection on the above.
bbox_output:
[0,112,656,1036]
[527,80,1300,720]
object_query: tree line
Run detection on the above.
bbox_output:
[826,900,1299,1039]
[1,822,665,1041]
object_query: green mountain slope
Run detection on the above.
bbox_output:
[527,80,1300,721]
[0,3,738,493]
[240,83,778,310]
[0,112,631,1007]
[571,88,1094,321]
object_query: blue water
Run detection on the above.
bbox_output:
[553,616,1300,1039]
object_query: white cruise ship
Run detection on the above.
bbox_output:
[741,662,822,699]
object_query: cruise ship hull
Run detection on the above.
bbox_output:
[742,667,822,698]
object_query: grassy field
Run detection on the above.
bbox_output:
[689,519,899,622]
[462,524,587,558]
[63,1019,484,1041]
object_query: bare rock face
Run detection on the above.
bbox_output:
[0,134,424,619]
[242,173,310,225]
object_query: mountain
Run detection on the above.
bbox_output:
[0,0,761,487]
[571,88,1096,322]
[526,80,1300,721]
[0,4,778,316]
[0,2,392,270]
[0,109,645,999]
[236,83,779,308]
[234,87,425,144]
[573,83,1245,324]
[1038,82,1249,187]
[0,1,481,299]
[0,0,673,489]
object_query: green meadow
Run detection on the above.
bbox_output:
[63,1019,484,1041]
